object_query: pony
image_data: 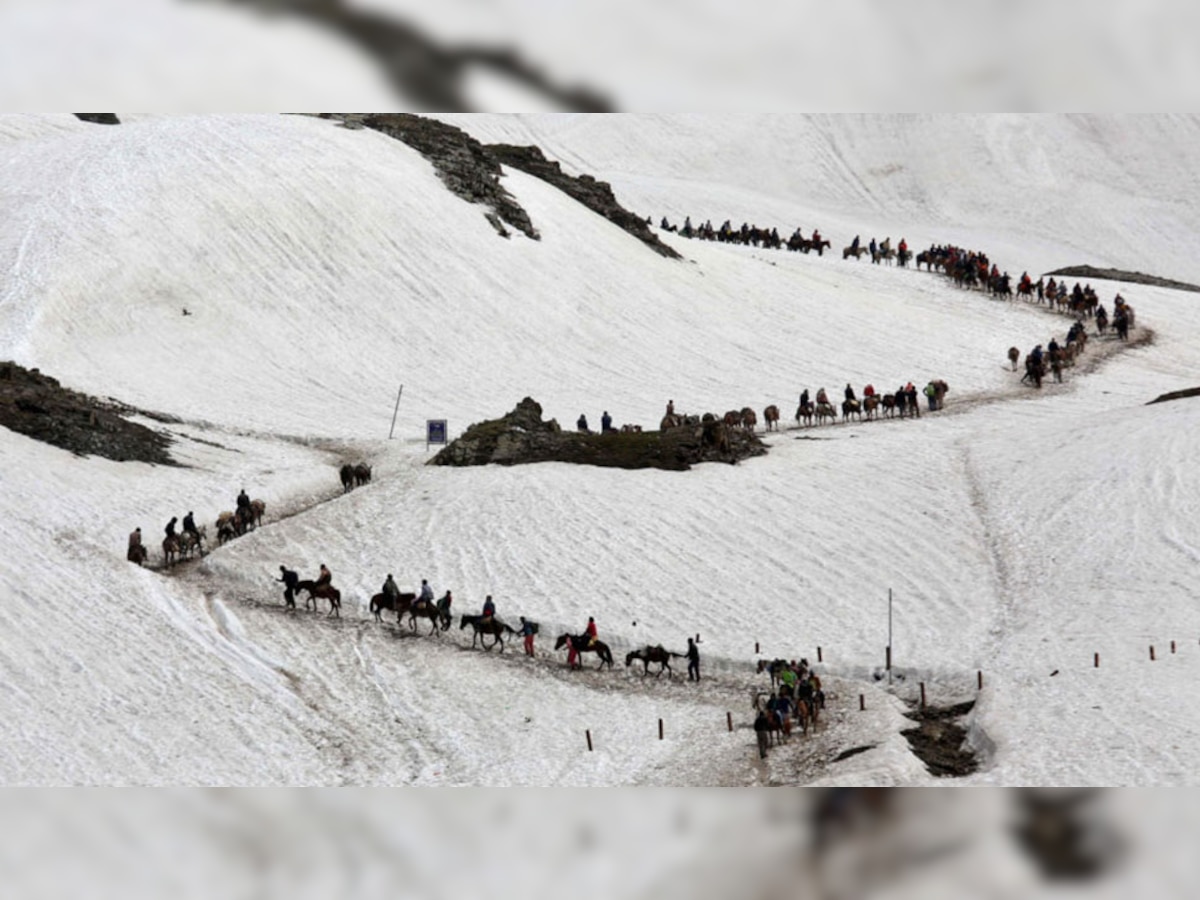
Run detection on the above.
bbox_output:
[369,591,415,623]
[763,404,780,432]
[843,245,867,261]
[127,542,148,566]
[660,413,682,430]
[863,394,879,421]
[339,463,355,492]
[815,402,837,425]
[408,595,452,634]
[842,399,862,422]
[1008,346,1020,371]
[795,402,814,427]
[460,614,517,651]
[249,499,266,528]
[625,645,680,677]
[555,633,614,669]
[620,424,642,433]
[354,463,372,487]
[881,394,896,418]
[756,658,789,689]
[296,579,341,616]
[723,410,741,429]
[178,525,207,560]
[162,535,179,568]
[740,407,758,431]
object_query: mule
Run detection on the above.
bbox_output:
[354,463,371,487]
[740,407,758,431]
[249,499,266,528]
[162,535,179,567]
[127,542,148,566]
[625,645,679,677]
[296,579,341,615]
[863,394,879,421]
[555,633,614,669]
[369,591,415,623]
[763,404,780,432]
[178,525,207,560]
[339,463,355,493]
[795,402,814,427]
[815,402,837,425]
[460,614,516,651]
[842,398,862,422]
[843,245,867,261]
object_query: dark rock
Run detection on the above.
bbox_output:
[429,397,766,471]
[1043,265,1200,293]
[0,360,176,465]
[1147,386,1200,405]
[74,114,120,125]
[487,144,681,260]
[354,114,540,240]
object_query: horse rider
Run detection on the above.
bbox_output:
[666,399,675,417]
[164,516,177,539]
[863,384,875,398]
[519,616,536,657]
[844,383,856,403]
[811,228,822,245]
[686,637,700,682]
[881,236,891,255]
[481,594,495,626]
[584,616,598,649]
[850,234,860,252]
[316,564,332,589]
[182,511,200,543]
[577,413,589,433]
[418,578,434,607]
[278,565,299,609]
[815,387,829,408]
[382,573,400,605]
[898,237,908,258]
[236,488,250,513]
[799,388,810,409]
[601,411,613,433]
[127,526,144,563]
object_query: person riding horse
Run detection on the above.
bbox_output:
[127,527,146,564]
[417,579,434,607]
[164,516,177,539]
[316,564,332,589]
[481,594,495,627]
[382,574,400,605]
[182,511,199,544]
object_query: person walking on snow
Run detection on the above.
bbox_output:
[278,565,299,609]
[519,616,536,657]
[687,637,700,682]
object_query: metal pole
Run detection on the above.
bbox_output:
[388,384,404,439]
[888,588,893,685]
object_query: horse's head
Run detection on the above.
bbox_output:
[625,651,636,667]
[459,615,470,630]
[554,634,569,650]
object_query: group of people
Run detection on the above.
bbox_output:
[576,412,616,434]
[128,487,261,566]
[754,658,825,756]
[799,380,947,416]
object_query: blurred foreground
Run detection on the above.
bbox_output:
[2,0,1196,109]
[3,789,1195,898]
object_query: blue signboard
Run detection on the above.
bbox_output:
[426,419,447,449]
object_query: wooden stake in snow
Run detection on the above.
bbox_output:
[658,718,664,740]
[727,711,733,732]
[1171,640,1176,654]
[1094,652,1100,668]
[817,646,823,663]
[1150,645,1156,661]
[977,670,983,690]
[755,642,760,655]
[859,694,865,711]
[586,729,593,752]
[919,682,926,709]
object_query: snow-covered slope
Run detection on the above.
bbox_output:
[2,113,1199,785]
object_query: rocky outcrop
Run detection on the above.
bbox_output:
[74,114,120,125]
[347,114,539,240]
[429,398,766,471]
[1044,265,1200,293]
[487,144,681,259]
[0,361,176,465]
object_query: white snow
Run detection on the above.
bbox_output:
[2,113,1200,789]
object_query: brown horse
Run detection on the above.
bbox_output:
[740,407,758,431]
[408,595,452,634]
[762,404,780,432]
[249,499,266,528]
[297,579,341,616]
[863,394,879,421]
[555,633,615,669]
[354,463,372,486]
[660,413,682,430]
[370,591,415,623]
[127,542,148,566]
[625,645,679,677]
[723,409,741,429]
[1008,346,1020,371]
[795,402,813,427]
[339,463,355,492]
[815,401,837,425]
[843,245,867,260]
[162,535,179,567]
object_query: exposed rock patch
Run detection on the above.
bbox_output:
[74,114,120,125]
[901,700,979,777]
[0,361,176,465]
[1043,265,1200,293]
[429,397,766,471]
[1147,386,1200,405]
[486,144,681,259]
[331,113,540,240]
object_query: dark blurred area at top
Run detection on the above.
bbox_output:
[203,0,613,111]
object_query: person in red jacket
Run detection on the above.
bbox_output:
[584,616,598,648]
